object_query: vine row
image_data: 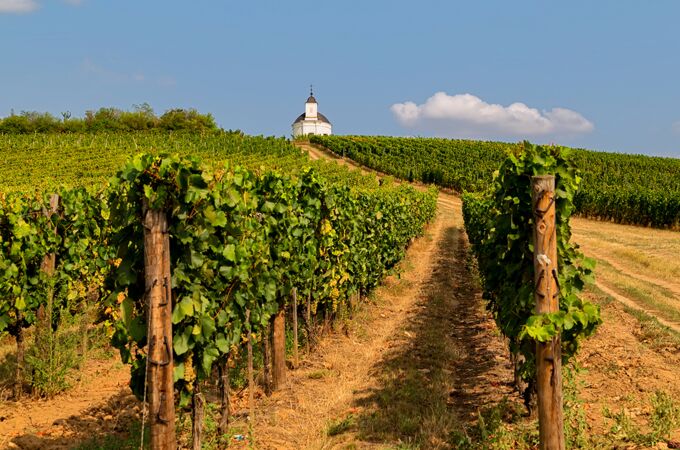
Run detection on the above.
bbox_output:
[461,142,601,404]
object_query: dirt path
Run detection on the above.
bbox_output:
[593,282,680,333]
[298,142,347,165]
[0,359,135,449]
[297,142,322,161]
[233,141,521,448]
[250,192,516,449]
[582,249,680,298]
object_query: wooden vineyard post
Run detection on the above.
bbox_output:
[16,194,60,399]
[271,309,287,390]
[305,292,312,354]
[292,288,299,368]
[143,204,176,450]
[41,195,60,330]
[38,194,60,393]
[246,309,255,422]
[14,315,24,400]
[218,353,231,434]
[192,380,204,450]
[531,175,565,450]
[40,194,60,276]
[263,321,272,396]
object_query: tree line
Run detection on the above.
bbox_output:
[0,103,218,134]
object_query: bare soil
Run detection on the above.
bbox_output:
[0,359,135,449]
[576,292,680,442]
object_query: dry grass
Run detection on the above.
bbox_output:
[573,216,680,282]
[570,216,680,332]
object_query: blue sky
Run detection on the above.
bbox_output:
[1,1,679,156]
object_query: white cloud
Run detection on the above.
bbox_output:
[391,92,594,138]
[0,0,83,13]
[0,0,82,13]
[0,0,39,13]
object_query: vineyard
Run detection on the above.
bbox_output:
[2,131,680,449]
[310,135,680,228]
[0,133,437,448]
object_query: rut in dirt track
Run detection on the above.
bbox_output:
[347,204,517,446]
[446,225,517,422]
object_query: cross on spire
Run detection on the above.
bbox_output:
[310,84,314,96]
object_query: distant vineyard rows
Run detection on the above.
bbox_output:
[0,131,377,193]
[311,135,680,228]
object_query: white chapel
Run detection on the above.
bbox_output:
[292,87,332,137]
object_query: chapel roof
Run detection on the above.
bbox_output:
[293,111,331,125]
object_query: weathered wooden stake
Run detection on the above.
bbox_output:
[218,353,231,434]
[192,380,204,450]
[349,292,358,319]
[305,293,312,354]
[263,322,272,396]
[37,194,60,395]
[40,194,59,277]
[246,309,255,422]
[143,204,176,450]
[82,289,99,360]
[323,309,331,335]
[292,288,299,368]
[14,318,24,400]
[271,309,286,390]
[18,194,61,399]
[531,175,565,450]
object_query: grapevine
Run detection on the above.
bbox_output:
[462,142,601,401]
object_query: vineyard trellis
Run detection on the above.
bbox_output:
[0,147,437,448]
[462,142,602,449]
